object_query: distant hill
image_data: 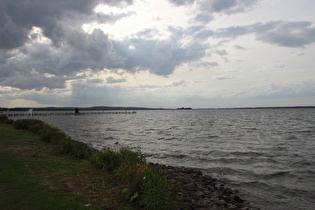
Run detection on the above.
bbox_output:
[1,106,315,112]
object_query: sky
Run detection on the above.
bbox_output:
[1,0,315,108]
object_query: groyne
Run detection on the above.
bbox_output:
[3,111,136,117]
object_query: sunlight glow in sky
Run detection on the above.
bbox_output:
[1,0,315,108]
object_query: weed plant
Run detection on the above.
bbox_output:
[91,147,173,209]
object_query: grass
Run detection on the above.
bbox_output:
[0,116,174,209]
[0,123,134,209]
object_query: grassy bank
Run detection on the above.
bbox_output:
[0,115,173,209]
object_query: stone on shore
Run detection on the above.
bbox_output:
[152,164,249,210]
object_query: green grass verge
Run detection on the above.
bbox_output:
[0,152,87,210]
[0,116,174,209]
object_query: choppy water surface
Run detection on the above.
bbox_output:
[31,109,314,209]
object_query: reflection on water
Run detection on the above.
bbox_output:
[13,109,315,209]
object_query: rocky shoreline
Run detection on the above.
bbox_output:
[153,164,250,210]
[67,141,251,209]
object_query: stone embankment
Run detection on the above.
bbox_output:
[155,164,250,210]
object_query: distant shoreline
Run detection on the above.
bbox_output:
[1,105,315,112]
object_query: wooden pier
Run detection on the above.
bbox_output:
[3,111,136,117]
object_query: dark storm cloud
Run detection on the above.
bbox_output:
[0,0,134,49]
[0,29,124,90]
[0,0,209,90]
[0,0,134,90]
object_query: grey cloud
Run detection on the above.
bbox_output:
[71,83,124,106]
[252,21,315,48]
[215,49,228,56]
[216,76,233,80]
[168,80,186,87]
[193,14,214,24]
[88,78,104,84]
[168,0,195,6]
[194,29,215,40]
[185,25,214,40]
[274,63,285,69]
[216,21,315,48]
[250,81,315,99]
[1,82,128,107]
[200,0,258,14]
[1,71,66,91]
[206,62,219,67]
[234,45,245,50]
[138,85,160,89]
[106,76,127,84]
[132,28,161,39]
[113,34,208,75]
[216,26,249,38]
[96,11,136,24]
[193,61,218,68]
[169,0,258,14]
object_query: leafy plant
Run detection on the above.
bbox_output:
[122,188,139,202]
[91,146,173,209]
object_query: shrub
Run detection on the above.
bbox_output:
[14,119,43,130]
[5,119,15,125]
[0,115,14,124]
[0,115,9,123]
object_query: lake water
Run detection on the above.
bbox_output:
[13,109,315,209]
